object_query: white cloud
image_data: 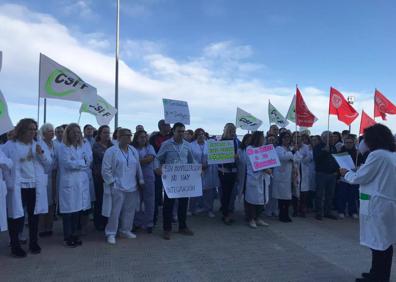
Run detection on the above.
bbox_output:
[61,0,96,20]
[0,3,394,135]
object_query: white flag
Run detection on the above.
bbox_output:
[163,98,190,125]
[236,107,262,131]
[0,90,14,135]
[286,95,296,123]
[39,53,97,105]
[80,95,117,126]
[268,100,289,128]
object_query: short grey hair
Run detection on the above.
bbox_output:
[39,123,54,138]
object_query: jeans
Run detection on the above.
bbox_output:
[218,172,237,217]
[336,181,359,215]
[163,193,188,231]
[62,212,79,241]
[153,175,163,225]
[315,172,337,216]
[8,188,38,249]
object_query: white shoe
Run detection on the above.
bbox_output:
[256,218,269,227]
[248,220,257,229]
[352,213,359,219]
[120,231,137,239]
[107,235,116,244]
[208,211,215,218]
[338,213,345,219]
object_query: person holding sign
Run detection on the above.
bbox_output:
[101,128,145,244]
[156,122,195,240]
[272,132,294,223]
[340,124,396,282]
[218,123,240,225]
[244,131,271,228]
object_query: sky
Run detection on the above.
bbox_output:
[0,0,396,135]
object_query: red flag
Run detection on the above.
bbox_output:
[329,87,359,126]
[374,89,396,120]
[296,87,317,127]
[359,110,376,135]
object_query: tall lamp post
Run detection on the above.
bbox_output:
[347,96,355,132]
[114,0,120,129]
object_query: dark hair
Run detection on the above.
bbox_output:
[341,130,350,136]
[95,125,112,146]
[363,124,395,152]
[113,127,121,140]
[333,131,342,143]
[83,124,93,131]
[132,130,148,147]
[240,133,252,149]
[278,132,291,146]
[14,118,37,141]
[0,133,7,144]
[249,131,264,148]
[172,122,185,131]
[193,128,205,140]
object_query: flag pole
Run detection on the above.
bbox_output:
[37,54,41,125]
[114,0,120,129]
[43,98,47,123]
[327,87,331,146]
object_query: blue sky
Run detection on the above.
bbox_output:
[0,0,395,134]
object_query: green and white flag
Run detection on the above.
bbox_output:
[80,95,117,126]
[0,90,14,135]
[286,95,296,123]
[268,100,289,128]
[236,107,262,131]
[39,53,97,105]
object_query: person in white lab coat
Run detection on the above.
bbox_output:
[37,123,56,237]
[272,132,294,223]
[3,118,50,257]
[102,128,144,244]
[244,131,271,228]
[80,137,94,235]
[58,123,91,248]
[340,124,396,282]
[0,147,12,232]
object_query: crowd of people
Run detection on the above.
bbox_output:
[0,118,395,282]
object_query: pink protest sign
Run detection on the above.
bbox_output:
[246,144,281,172]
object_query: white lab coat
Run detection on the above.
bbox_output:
[344,149,396,251]
[294,144,313,193]
[58,143,91,213]
[37,139,56,205]
[2,140,49,219]
[272,146,294,200]
[82,140,95,202]
[190,141,219,190]
[244,146,271,205]
[0,149,13,231]
[101,145,144,217]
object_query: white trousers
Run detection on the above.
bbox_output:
[105,189,139,236]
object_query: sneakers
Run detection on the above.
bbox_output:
[29,242,41,254]
[256,218,269,227]
[338,213,345,219]
[119,231,137,239]
[163,231,171,240]
[248,220,257,229]
[64,239,77,248]
[107,235,116,245]
[178,228,194,236]
[11,246,27,258]
[352,213,359,219]
[208,211,215,218]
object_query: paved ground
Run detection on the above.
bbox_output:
[0,202,395,282]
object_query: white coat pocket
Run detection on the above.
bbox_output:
[359,193,370,216]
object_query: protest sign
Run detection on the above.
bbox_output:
[161,164,202,198]
[332,152,355,170]
[246,144,281,172]
[163,98,190,125]
[207,140,235,165]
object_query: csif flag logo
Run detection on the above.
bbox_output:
[0,100,4,117]
[45,68,89,97]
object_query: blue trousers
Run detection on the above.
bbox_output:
[336,181,359,215]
